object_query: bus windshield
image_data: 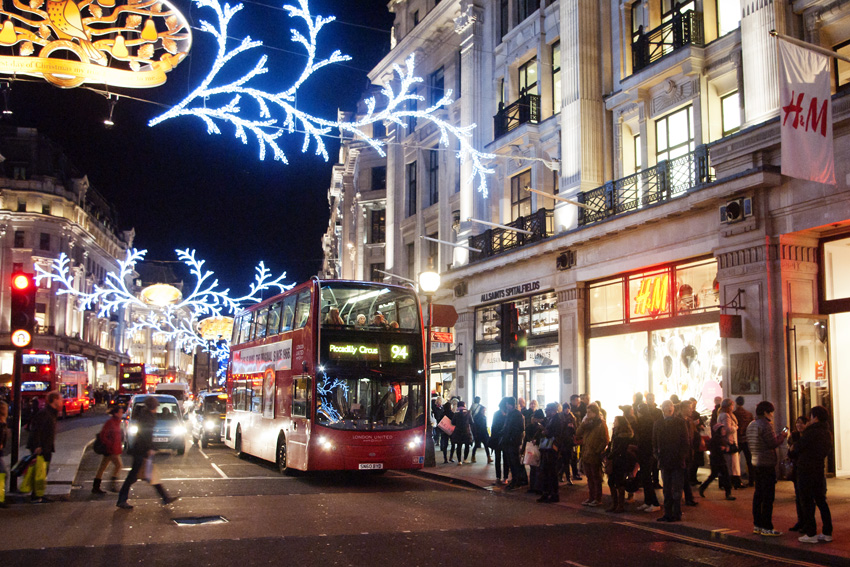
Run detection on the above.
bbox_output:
[315,372,425,431]
[320,283,420,332]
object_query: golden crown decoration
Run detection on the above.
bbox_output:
[0,0,191,88]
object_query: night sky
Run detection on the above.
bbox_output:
[6,0,394,292]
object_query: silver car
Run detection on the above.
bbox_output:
[123,394,187,455]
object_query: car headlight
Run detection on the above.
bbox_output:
[129,425,139,435]
[173,425,187,436]
[205,420,217,431]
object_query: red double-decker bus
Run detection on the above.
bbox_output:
[21,350,90,417]
[118,363,160,394]
[225,279,427,473]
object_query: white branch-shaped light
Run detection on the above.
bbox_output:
[149,0,495,196]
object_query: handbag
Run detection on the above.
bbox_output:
[523,443,541,467]
[142,456,161,485]
[93,433,107,456]
[539,437,555,451]
[437,416,455,436]
[778,457,795,481]
[728,443,739,454]
[10,453,35,476]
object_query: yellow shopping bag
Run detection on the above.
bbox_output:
[19,456,47,496]
[0,472,6,504]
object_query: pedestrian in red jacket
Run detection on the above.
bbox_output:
[92,407,125,494]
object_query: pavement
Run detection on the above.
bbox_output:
[413,451,850,563]
[3,415,849,564]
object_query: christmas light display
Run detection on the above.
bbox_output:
[316,374,348,423]
[149,0,496,196]
[35,247,293,357]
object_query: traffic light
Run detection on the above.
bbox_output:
[10,271,36,348]
[500,303,518,362]
[512,329,527,362]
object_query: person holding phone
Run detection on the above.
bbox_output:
[745,401,788,536]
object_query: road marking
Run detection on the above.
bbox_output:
[617,521,826,567]
[199,449,210,460]
[563,561,591,567]
[210,463,228,478]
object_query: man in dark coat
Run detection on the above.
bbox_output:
[501,397,527,489]
[653,400,690,522]
[790,405,833,543]
[117,397,177,509]
[26,391,62,502]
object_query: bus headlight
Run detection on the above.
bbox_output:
[173,425,187,436]
[129,425,139,435]
[407,437,422,451]
[319,436,334,451]
[205,420,218,431]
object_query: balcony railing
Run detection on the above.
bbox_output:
[494,94,541,139]
[469,208,554,262]
[578,145,711,226]
[632,10,704,73]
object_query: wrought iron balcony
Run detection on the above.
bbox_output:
[468,208,554,262]
[632,10,704,73]
[494,94,541,140]
[578,145,711,226]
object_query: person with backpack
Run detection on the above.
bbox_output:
[92,406,125,494]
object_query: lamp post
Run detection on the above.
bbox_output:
[419,269,440,468]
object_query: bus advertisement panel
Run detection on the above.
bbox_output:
[225,279,427,473]
[21,350,90,417]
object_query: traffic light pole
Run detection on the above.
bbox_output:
[9,347,22,490]
[512,359,519,402]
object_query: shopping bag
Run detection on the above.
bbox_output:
[10,453,35,477]
[19,456,47,496]
[437,416,455,436]
[142,456,161,485]
[523,443,540,467]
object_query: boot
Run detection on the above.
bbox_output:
[606,489,619,512]
[487,455,493,464]
[615,488,626,513]
[92,478,106,495]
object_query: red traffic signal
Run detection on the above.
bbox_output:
[10,271,36,347]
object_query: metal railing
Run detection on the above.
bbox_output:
[469,208,554,262]
[494,94,541,139]
[632,10,704,73]
[578,145,711,226]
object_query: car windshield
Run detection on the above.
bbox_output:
[131,401,181,420]
[203,397,226,414]
[320,283,420,332]
[315,372,424,431]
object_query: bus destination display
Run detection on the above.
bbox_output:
[328,343,411,363]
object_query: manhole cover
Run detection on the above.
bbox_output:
[173,516,229,526]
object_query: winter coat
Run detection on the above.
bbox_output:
[635,414,656,459]
[500,409,525,449]
[717,411,738,447]
[789,420,833,476]
[489,411,506,450]
[575,417,609,466]
[745,416,783,468]
[471,405,489,444]
[451,408,473,444]
[734,406,754,445]
[130,409,157,457]
[100,415,124,456]
[26,405,59,456]
[653,415,689,470]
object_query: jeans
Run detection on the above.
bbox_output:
[493,448,504,481]
[639,456,660,506]
[503,445,525,486]
[752,466,777,530]
[95,454,123,480]
[798,471,833,537]
[584,463,603,502]
[661,467,685,520]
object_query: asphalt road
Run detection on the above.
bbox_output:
[0,412,844,567]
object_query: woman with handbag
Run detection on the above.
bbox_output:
[717,398,742,488]
[450,401,474,464]
[538,403,566,503]
[699,420,736,501]
[575,403,609,507]
[92,406,125,494]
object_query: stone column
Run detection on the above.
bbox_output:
[740,0,785,126]
[557,283,586,400]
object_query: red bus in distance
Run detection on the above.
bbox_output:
[20,350,91,417]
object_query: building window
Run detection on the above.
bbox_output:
[553,170,560,195]
[551,41,561,115]
[631,0,645,43]
[835,39,850,89]
[412,10,419,27]
[370,263,385,283]
[17,200,26,212]
[456,50,462,96]
[428,149,439,207]
[655,105,694,162]
[516,0,540,24]
[370,209,385,244]
[519,58,538,96]
[500,0,509,38]
[716,0,741,37]
[510,170,532,220]
[429,67,445,105]
[39,233,50,251]
[373,121,386,138]
[634,133,642,174]
[427,232,438,269]
[405,93,417,132]
[371,166,386,191]
[42,202,51,215]
[721,92,741,136]
[406,242,416,280]
[661,0,693,19]
[406,161,417,217]
[14,230,24,248]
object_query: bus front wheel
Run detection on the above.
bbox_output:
[234,428,245,459]
[276,435,291,476]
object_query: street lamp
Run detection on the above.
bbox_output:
[419,269,440,468]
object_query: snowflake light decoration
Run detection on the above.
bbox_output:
[35,247,293,354]
[149,0,495,196]
[316,374,348,423]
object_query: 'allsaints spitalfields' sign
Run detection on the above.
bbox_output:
[480,280,541,303]
[0,0,191,88]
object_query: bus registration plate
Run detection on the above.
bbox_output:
[358,463,383,470]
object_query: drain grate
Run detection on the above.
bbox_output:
[172,515,229,526]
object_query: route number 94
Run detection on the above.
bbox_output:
[391,345,409,360]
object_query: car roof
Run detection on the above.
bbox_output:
[130,394,179,404]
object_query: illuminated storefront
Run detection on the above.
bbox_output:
[473,289,560,413]
[587,258,721,418]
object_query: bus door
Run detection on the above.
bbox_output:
[288,374,311,469]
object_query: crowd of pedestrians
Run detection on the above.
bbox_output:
[430,390,835,544]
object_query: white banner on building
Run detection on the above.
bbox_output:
[231,339,292,374]
[778,39,835,185]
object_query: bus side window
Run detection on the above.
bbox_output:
[267,301,282,335]
[232,315,243,344]
[255,306,269,340]
[238,315,252,344]
[292,376,310,418]
[281,296,297,332]
[295,290,311,329]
